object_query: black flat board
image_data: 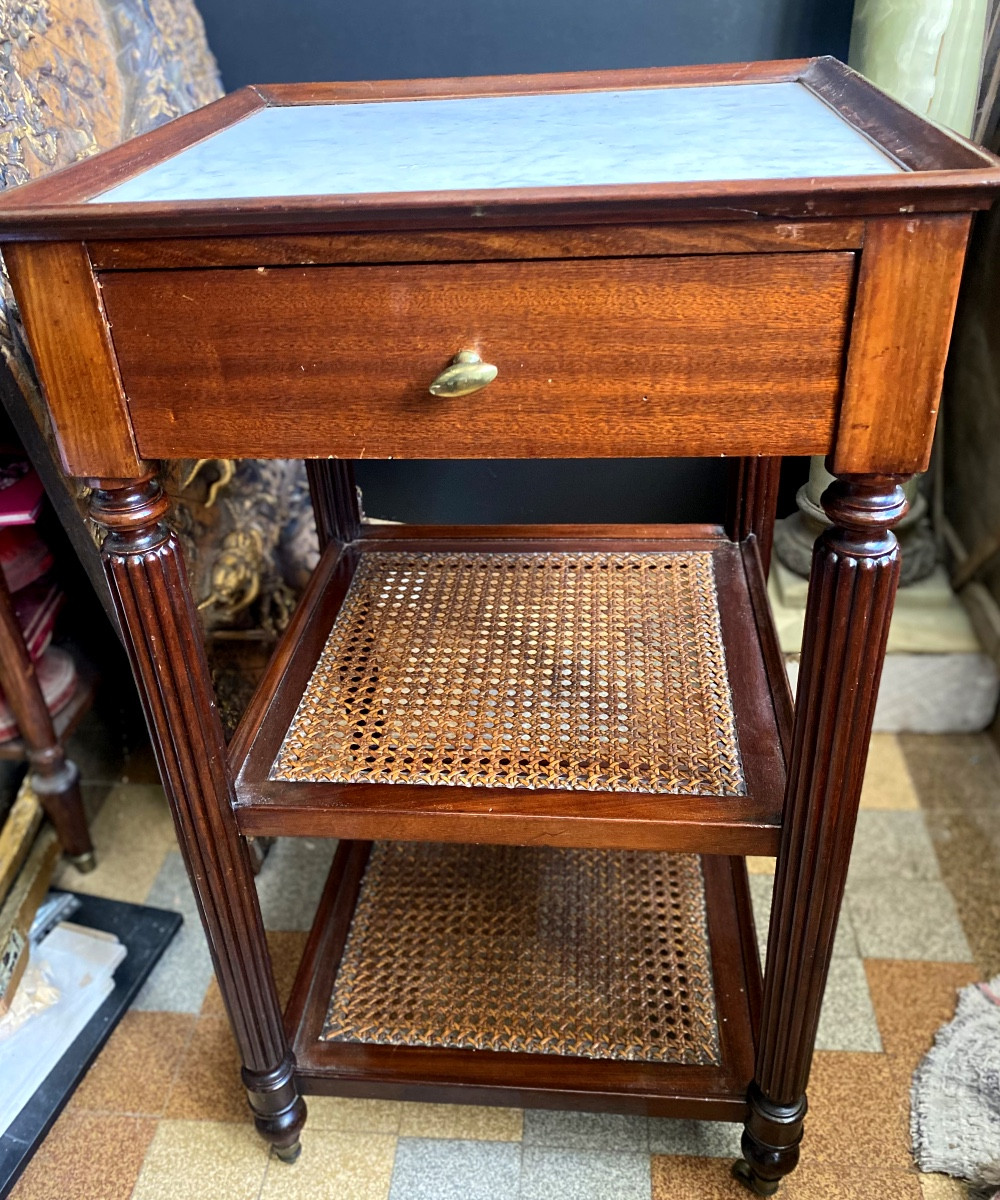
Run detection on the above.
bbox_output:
[0,892,181,1198]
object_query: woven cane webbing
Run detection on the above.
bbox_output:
[273,550,745,795]
[321,842,721,1065]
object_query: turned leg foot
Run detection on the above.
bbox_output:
[244,1056,307,1159]
[732,1158,780,1196]
[733,1084,805,1196]
[66,849,97,873]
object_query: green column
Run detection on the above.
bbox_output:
[849,0,988,137]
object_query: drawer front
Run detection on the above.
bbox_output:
[101,253,854,461]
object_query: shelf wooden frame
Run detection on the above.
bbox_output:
[230,524,790,857]
[284,841,762,1120]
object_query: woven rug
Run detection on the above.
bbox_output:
[911,974,1000,1179]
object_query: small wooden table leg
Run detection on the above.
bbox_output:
[0,556,93,868]
[735,473,908,1195]
[305,460,360,550]
[727,457,782,578]
[90,472,307,1158]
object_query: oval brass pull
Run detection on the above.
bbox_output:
[428,350,498,398]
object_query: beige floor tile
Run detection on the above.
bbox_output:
[165,1016,248,1121]
[69,1010,196,1116]
[865,960,981,1078]
[922,804,1000,976]
[861,735,919,811]
[8,1110,156,1200]
[53,783,175,902]
[131,1120,269,1200]
[259,1128,396,1200]
[307,1096,402,1133]
[398,1101,523,1140]
[745,856,776,875]
[920,1173,969,1199]
[900,733,1000,813]
[804,1051,913,1172]
[651,1155,923,1198]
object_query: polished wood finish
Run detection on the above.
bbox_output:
[727,458,782,578]
[0,61,997,244]
[834,215,972,475]
[231,530,785,855]
[2,242,139,477]
[0,88,266,209]
[736,474,907,1196]
[800,57,992,173]
[284,844,760,1119]
[88,220,866,270]
[89,474,305,1159]
[0,61,994,1190]
[255,59,808,107]
[304,461,360,549]
[0,567,92,863]
[101,254,853,462]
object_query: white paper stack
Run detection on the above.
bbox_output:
[0,922,127,1135]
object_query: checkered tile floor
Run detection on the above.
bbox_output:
[10,727,997,1200]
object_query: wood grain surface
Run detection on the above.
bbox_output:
[3,241,140,477]
[102,252,854,461]
[0,60,996,242]
[87,219,866,270]
[285,847,759,1120]
[833,214,971,475]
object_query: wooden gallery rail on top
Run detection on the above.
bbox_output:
[1,57,997,1196]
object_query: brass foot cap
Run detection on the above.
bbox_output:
[275,1141,302,1164]
[732,1160,780,1197]
[66,850,97,874]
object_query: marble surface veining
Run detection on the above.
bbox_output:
[93,80,901,204]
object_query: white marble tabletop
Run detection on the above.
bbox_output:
[93,80,901,205]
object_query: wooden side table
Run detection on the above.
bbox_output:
[0,58,996,1194]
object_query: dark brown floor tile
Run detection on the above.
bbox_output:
[164,1016,249,1122]
[8,1110,156,1200]
[900,734,1000,814]
[200,930,307,1017]
[651,1155,923,1199]
[865,960,981,1078]
[69,1011,196,1116]
[802,1051,913,1171]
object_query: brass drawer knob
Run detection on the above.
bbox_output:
[429,350,498,397]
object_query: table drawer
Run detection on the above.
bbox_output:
[100,253,854,461]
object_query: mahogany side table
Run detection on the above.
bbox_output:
[0,58,996,1194]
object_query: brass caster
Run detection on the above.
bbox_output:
[732,1159,780,1196]
[275,1140,301,1164]
[66,850,97,874]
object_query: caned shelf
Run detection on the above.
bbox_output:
[230,524,790,856]
[284,839,761,1117]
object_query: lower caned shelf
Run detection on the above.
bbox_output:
[284,839,761,1119]
[231,527,791,856]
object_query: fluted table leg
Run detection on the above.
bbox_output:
[90,472,306,1158]
[735,473,908,1195]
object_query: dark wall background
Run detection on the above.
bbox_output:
[198,0,851,91]
[195,0,852,523]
